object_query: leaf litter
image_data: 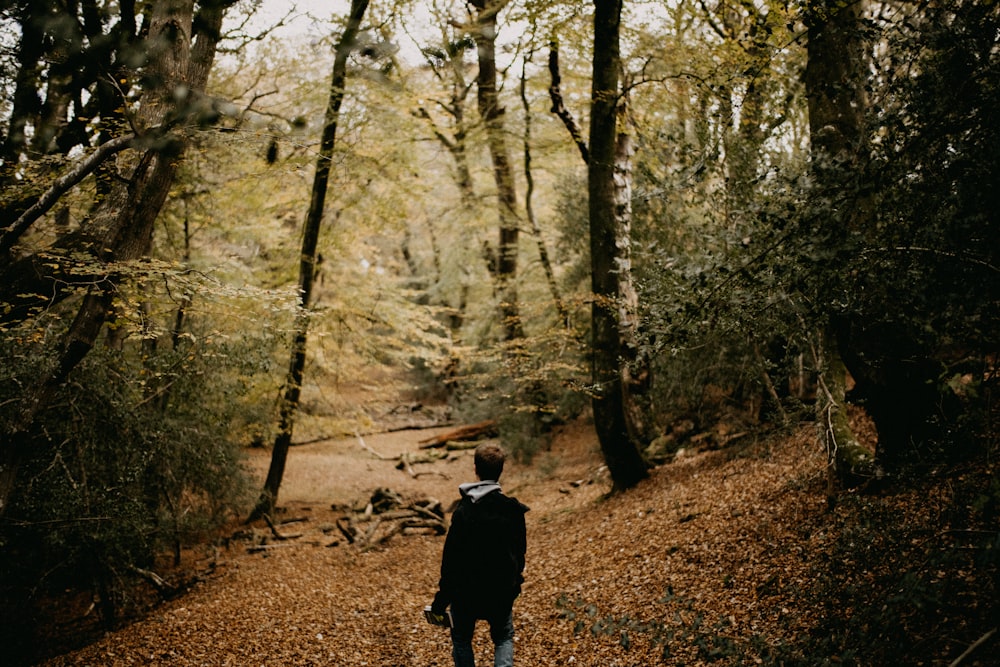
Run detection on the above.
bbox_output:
[38,416,996,666]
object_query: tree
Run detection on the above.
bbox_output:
[250,0,371,521]
[402,0,480,333]
[588,0,649,491]
[410,0,479,210]
[697,0,796,226]
[0,0,239,515]
[803,0,877,487]
[835,0,1000,466]
[549,36,656,446]
[469,0,525,341]
[520,43,569,328]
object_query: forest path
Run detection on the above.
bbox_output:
[40,419,830,666]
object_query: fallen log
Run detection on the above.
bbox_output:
[444,441,479,451]
[418,420,498,448]
[263,514,303,540]
[279,516,310,526]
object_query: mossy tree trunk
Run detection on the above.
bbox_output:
[804,0,878,489]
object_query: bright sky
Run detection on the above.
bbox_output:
[235,0,434,61]
[240,0,348,39]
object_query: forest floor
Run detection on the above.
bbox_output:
[35,405,999,666]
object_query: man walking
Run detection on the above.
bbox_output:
[430,443,529,667]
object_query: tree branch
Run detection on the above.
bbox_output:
[696,0,729,41]
[414,107,458,151]
[0,134,135,256]
[949,628,997,667]
[547,41,589,164]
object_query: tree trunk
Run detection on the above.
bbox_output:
[804,0,877,488]
[0,0,235,516]
[589,0,649,492]
[550,37,655,453]
[0,4,44,177]
[713,4,778,227]
[250,0,371,522]
[470,0,523,341]
[813,331,873,495]
[411,20,477,334]
[520,50,570,329]
[612,110,655,446]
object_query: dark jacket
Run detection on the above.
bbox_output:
[432,481,529,617]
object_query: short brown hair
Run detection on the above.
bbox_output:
[474,443,506,481]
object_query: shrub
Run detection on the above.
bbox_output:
[0,331,272,662]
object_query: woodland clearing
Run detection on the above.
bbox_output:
[35,410,998,667]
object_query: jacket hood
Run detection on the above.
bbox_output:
[459,480,501,503]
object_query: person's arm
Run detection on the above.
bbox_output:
[432,507,465,613]
[513,507,527,584]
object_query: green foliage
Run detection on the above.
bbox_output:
[555,588,749,663]
[865,0,1000,351]
[446,328,590,462]
[819,0,1000,462]
[634,148,816,430]
[624,0,998,466]
[0,321,274,632]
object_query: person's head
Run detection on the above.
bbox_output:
[474,443,506,481]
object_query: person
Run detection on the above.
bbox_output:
[430,443,529,667]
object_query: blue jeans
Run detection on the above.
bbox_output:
[449,603,514,667]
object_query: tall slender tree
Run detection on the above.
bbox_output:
[406,1,479,333]
[411,0,478,209]
[250,0,371,521]
[469,0,524,341]
[520,46,569,328]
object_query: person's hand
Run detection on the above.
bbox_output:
[430,590,448,616]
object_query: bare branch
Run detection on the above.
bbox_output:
[263,513,303,540]
[949,628,997,667]
[547,41,588,164]
[414,106,458,151]
[1,134,135,256]
[355,430,393,460]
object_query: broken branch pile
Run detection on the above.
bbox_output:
[335,488,447,551]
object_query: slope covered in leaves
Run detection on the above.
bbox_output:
[39,417,998,666]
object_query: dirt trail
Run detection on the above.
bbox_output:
[40,419,834,666]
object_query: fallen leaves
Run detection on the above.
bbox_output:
[37,420,996,666]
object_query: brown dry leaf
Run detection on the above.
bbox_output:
[36,418,992,666]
